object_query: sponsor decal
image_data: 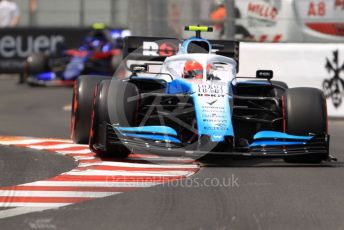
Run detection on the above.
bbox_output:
[296,0,344,37]
[206,100,218,106]
[198,94,225,98]
[323,50,344,108]
[335,0,344,9]
[235,0,285,42]
[202,114,226,119]
[194,83,233,138]
[248,1,279,21]
[198,84,226,98]
[198,84,224,94]
[0,27,100,72]
[247,0,282,26]
[0,35,64,58]
[142,41,178,57]
[307,0,326,16]
[203,119,226,123]
[204,126,230,131]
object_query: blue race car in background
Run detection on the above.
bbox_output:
[20,23,130,86]
[71,25,333,163]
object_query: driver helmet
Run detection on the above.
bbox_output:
[86,31,108,50]
[183,60,203,79]
[183,61,213,79]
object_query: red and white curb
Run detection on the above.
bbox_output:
[0,137,199,218]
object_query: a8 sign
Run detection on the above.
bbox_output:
[307,1,326,16]
[335,0,344,9]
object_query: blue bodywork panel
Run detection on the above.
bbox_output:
[250,140,308,148]
[35,72,56,81]
[253,131,313,141]
[117,126,178,136]
[114,125,181,144]
[250,131,313,148]
[191,88,234,142]
[63,56,88,80]
[131,78,234,142]
[166,79,193,94]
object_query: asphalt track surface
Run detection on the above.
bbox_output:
[1,78,344,230]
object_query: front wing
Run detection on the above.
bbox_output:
[92,125,331,161]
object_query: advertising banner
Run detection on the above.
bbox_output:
[238,42,344,117]
[0,27,92,73]
[295,0,344,39]
[235,0,344,42]
[235,0,299,42]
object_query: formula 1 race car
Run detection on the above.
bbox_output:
[20,24,130,86]
[71,25,332,163]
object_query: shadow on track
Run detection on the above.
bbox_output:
[198,155,343,168]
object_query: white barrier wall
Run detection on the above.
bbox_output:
[238,43,344,117]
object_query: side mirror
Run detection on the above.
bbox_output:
[130,64,148,74]
[256,70,273,80]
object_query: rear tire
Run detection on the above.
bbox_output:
[27,53,50,74]
[71,75,111,144]
[282,87,328,163]
[90,79,139,158]
[21,53,50,85]
[18,64,27,84]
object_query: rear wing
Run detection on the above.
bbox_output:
[122,36,180,62]
[122,36,240,71]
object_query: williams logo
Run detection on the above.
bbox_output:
[206,100,217,106]
[323,50,344,108]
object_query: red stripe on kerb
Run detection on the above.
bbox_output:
[96,159,170,165]
[88,165,197,172]
[0,196,91,203]
[77,159,102,164]
[1,186,134,192]
[66,153,95,157]
[47,146,89,152]
[128,153,160,159]
[17,141,71,147]
[49,175,186,182]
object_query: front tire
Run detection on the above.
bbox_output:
[71,75,111,144]
[282,87,328,163]
[90,79,139,158]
